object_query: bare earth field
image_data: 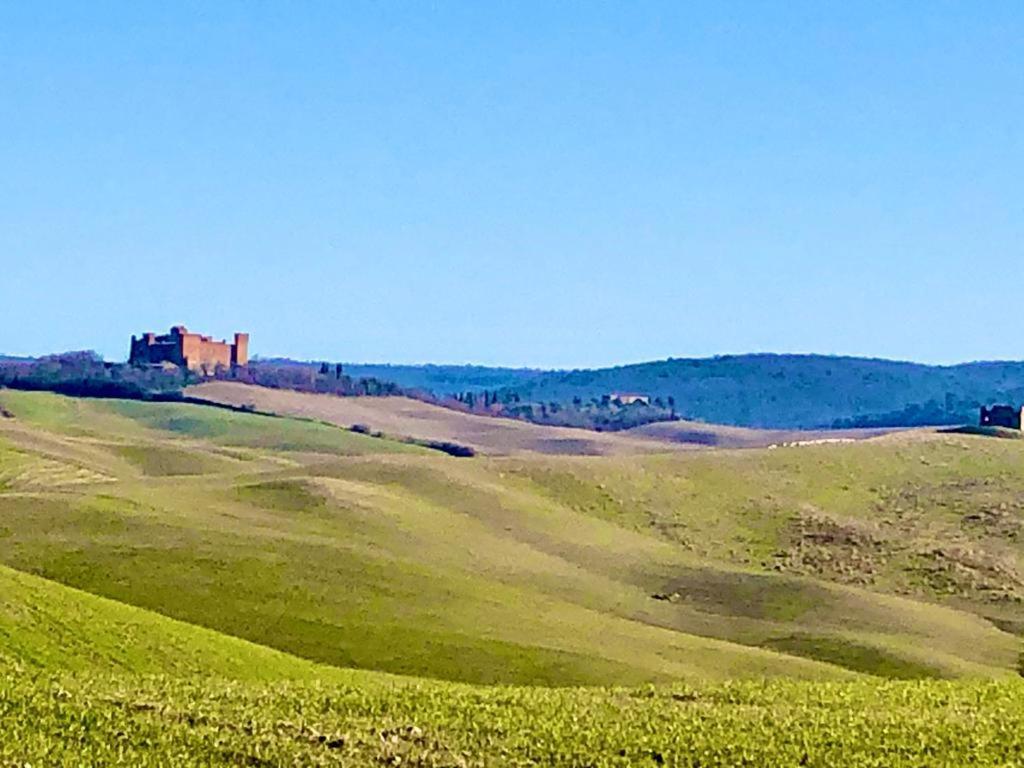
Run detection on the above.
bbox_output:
[187,382,911,455]
[187,381,691,455]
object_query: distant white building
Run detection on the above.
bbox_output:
[610,392,651,406]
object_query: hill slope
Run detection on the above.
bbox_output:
[4,515,1024,768]
[187,381,693,456]
[1,389,1020,685]
[0,564,350,681]
[188,382,906,453]
[0,389,851,685]
[6,388,1024,764]
[625,419,903,448]
[3,537,1020,766]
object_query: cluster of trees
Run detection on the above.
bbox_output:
[501,395,678,431]
[0,352,191,399]
[0,355,401,402]
[435,390,678,432]
[451,390,511,409]
[220,361,400,397]
[832,398,976,429]
[350,423,475,456]
[338,363,542,393]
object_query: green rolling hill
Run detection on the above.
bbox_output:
[1,388,1021,681]
[0,563,341,680]
[4,388,1024,764]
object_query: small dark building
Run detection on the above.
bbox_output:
[980,404,1024,430]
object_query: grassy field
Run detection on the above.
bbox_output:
[1,388,1022,682]
[3,566,1024,766]
[3,388,1024,763]
[9,670,1024,766]
[626,419,904,448]
[0,563,341,680]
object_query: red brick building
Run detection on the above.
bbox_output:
[129,326,248,373]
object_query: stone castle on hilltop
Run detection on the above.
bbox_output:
[129,326,248,373]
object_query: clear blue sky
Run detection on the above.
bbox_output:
[1,2,1021,368]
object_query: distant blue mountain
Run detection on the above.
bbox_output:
[341,363,546,394]
[340,354,1023,430]
[122,353,1024,430]
[493,354,1024,429]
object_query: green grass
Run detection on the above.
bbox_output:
[0,564,342,680]
[761,635,940,679]
[5,672,1024,766]
[505,435,1024,631]
[6,390,1024,762]
[1,391,1021,685]
[0,553,1019,765]
[0,489,843,685]
[0,390,420,455]
[114,443,237,476]
[105,398,423,454]
[0,567,1020,765]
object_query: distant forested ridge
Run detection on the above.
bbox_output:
[340,354,1024,430]
[495,355,1024,429]
[336,363,545,393]
[7,351,1024,430]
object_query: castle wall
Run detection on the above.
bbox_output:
[180,333,232,372]
[130,337,183,366]
[130,327,248,373]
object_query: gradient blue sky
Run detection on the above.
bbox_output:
[1,2,1021,367]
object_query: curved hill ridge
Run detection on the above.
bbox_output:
[0,388,1019,687]
[187,382,908,455]
[624,419,907,448]
[0,563,343,681]
[187,381,691,456]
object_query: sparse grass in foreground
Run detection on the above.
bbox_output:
[4,673,1024,767]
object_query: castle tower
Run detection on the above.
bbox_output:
[232,333,249,367]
